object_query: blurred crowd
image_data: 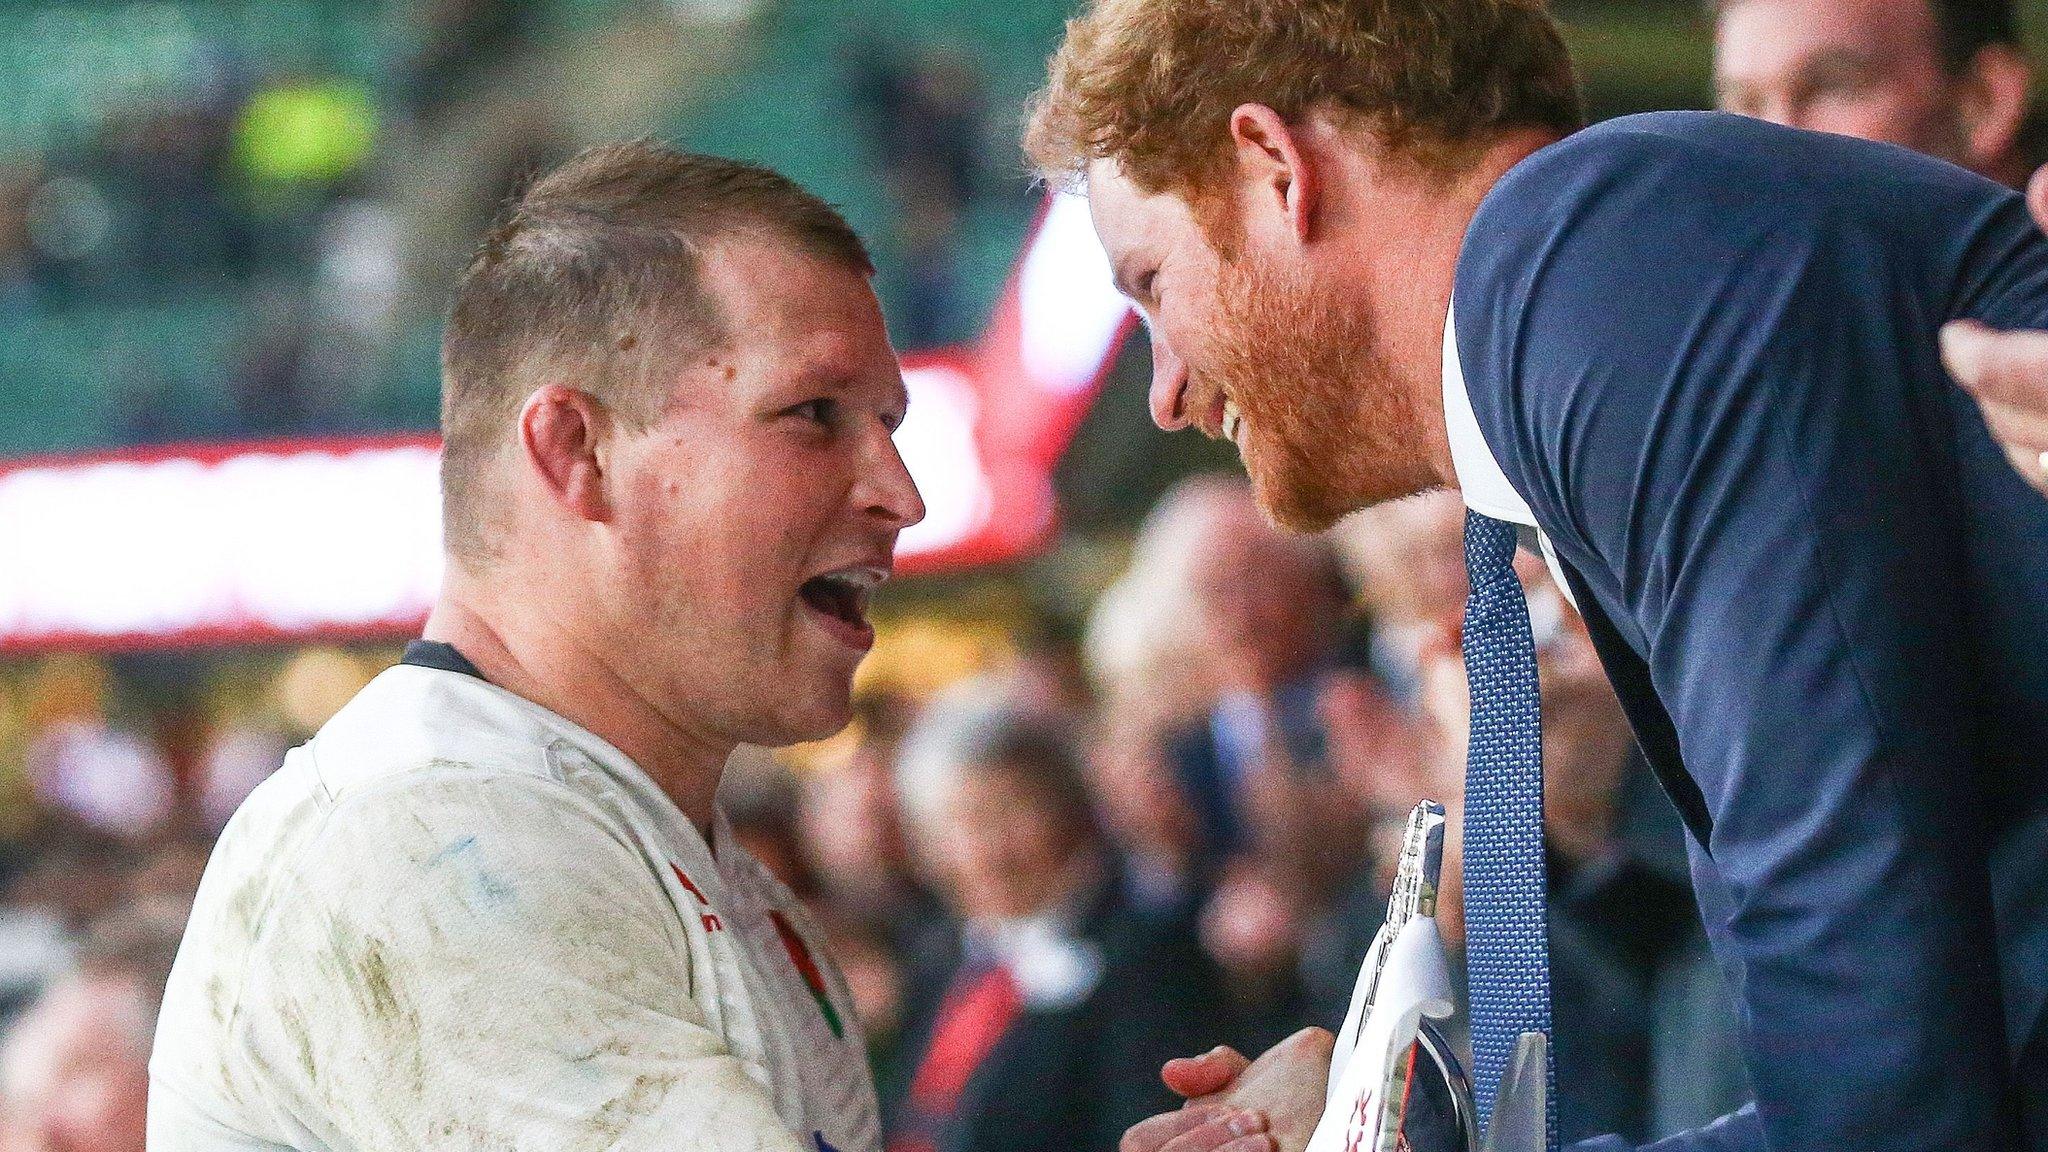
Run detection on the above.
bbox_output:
[0,0,1003,455]
[0,0,2041,1148]
[0,480,1751,1152]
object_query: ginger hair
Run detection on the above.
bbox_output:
[1026,0,1585,196]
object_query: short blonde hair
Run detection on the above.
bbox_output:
[440,141,871,567]
[1025,0,1585,196]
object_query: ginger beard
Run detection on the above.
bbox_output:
[1205,243,1435,533]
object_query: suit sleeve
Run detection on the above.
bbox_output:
[237,768,810,1152]
[1487,136,2030,1152]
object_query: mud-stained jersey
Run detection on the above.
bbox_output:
[148,657,879,1152]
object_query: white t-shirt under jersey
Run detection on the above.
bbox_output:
[148,662,880,1152]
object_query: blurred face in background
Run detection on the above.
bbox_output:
[1186,495,1340,690]
[798,735,922,917]
[591,236,925,748]
[1089,704,1201,866]
[925,762,1094,922]
[1714,0,2031,177]
[1334,492,1469,637]
[0,975,151,1152]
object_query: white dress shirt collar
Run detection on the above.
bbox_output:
[1443,300,1537,528]
[1442,300,1582,610]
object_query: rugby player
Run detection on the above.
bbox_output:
[148,142,922,1151]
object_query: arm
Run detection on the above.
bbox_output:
[238,769,811,1152]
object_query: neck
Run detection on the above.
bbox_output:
[1364,129,1562,492]
[424,563,733,833]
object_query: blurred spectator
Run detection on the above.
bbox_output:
[799,693,939,936]
[1087,696,1204,923]
[1156,478,1363,897]
[721,746,820,899]
[0,906,182,1152]
[1712,0,2033,186]
[1332,489,1469,707]
[20,660,174,845]
[1198,855,1322,1055]
[194,721,288,834]
[843,42,988,348]
[0,166,38,318]
[1084,477,1242,723]
[886,687,1223,1152]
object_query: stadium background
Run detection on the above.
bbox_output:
[14,0,2043,814]
[0,0,2044,1145]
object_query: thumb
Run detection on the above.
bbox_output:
[1162,1046,1252,1099]
[1942,318,2048,405]
[1942,318,1996,386]
[2028,163,2048,233]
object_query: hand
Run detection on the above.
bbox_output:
[1146,1029,1335,1152]
[1120,1100,1273,1152]
[1939,164,2048,496]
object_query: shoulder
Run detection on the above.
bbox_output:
[303,666,574,799]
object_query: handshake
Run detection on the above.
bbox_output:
[1123,805,1547,1152]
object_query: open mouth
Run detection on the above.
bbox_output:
[1222,398,1245,449]
[797,567,885,650]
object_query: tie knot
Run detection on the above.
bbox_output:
[1464,510,1522,584]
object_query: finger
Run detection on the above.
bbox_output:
[1941,320,2048,407]
[1977,395,2048,456]
[1162,1046,1252,1098]
[2028,163,2048,233]
[1158,1111,1272,1152]
[1122,1102,1236,1152]
[1162,1133,1276,1152]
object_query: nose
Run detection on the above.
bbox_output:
[1149,338,1191,432]
[865,428,927,531]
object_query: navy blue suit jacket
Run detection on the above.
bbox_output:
[1454,112,2048,1152]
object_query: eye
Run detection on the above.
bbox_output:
[789,398,839,427]
[1137,269,1158,304]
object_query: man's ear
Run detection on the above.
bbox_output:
[1227,103,1319,245]
[519,385,615,524]
[1958,45,2032,174]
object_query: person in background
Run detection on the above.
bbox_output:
[0,907,183,1152]
[1711,0,2033,187]
[1716,1,2048,491]
[798,692,941,938]
[885,685,1223,1152]
[1162,478,1362,893]
[1088,694,1206,924]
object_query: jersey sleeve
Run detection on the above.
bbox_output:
[234,767,810,1152]
[1469,119,2034,1152]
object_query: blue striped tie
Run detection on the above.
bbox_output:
[1461,510,1558,1152]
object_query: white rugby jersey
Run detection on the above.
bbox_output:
[148,659,880,1152]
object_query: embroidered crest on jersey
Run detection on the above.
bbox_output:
[669,862,724,932]
[770,910,845,1039]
